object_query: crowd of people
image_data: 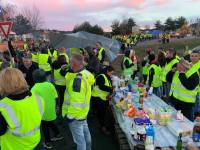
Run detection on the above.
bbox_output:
[122,47,200,121]
[0,40,113,150]
[0,38,199,150]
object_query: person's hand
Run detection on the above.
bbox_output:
[61,64,68,70]
[177,65,185,73]
[134,59,137,64]
[172,67,177,72]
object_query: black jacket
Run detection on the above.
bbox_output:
[52,60,68,70]
[96,74,112,93]
[166,71,199,91]
[166,58,178,69]
[148,61,159,87]
[121,57,134,70]
[18,62,39,88]
[86,55,101,75]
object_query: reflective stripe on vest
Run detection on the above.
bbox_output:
[0,103,20,131]
[0,95,43,137]
[92,74,111,100]
[97,48,104,61]
[35,94,44,116]
[170,72,198,103]
[65,75,88,109]
[11,126,40,137]
[162,58,179,82]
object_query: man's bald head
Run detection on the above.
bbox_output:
[70,54,84,72]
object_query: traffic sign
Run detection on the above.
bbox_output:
[0,21,13,39]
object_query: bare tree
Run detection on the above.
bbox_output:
[0,2,17,21]
[22,5,44,30]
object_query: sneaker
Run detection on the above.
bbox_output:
[51,134,64,141]
[43,142,53,149]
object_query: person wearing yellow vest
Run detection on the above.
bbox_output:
[92,66,114,135]
[96,42,105,63]
[141,60,149,84]
[58,47,69,64]
[147,54,162,97]
[23,42,29,51]
[0,68,44,150]
[52,55,68,117]
[189,50,200,113]
[48,46,58,62]
[38,48,52,76]
[121,50,137,79]
[167,59,199,121]
[31,47,39,63]
[31,69,63,149]
[162,49,179,98]
[60,54,95,150]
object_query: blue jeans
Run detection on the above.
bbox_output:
[194,94,200,113]
[162,82,170,97]
[153,87,162,98]
[68,120,91,150]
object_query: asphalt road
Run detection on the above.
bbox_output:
[35,115,119,150]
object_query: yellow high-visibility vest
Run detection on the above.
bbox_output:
[0,94,44,150]
[62,69,95,120]
[92,74,112,101]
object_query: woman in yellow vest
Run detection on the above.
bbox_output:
[0,68,44,150]
[31,47,39,63]
[52,55,68,117]
[92,66,114,135]
[162,49,179,98]
[121,50,137,79]
[96,42,105,63]
[48,46,58,62]
[147,54,162,97]
[38,48,52,76]
[166,59,199,121]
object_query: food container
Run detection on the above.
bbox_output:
[137,126,146,141]
[157,110,173,126]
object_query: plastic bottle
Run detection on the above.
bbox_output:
[192,117,200,142]
[145,125,155,143]
[176,133,182,150]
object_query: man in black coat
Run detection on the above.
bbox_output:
[18,54,39,88]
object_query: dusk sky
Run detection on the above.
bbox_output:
[4,0,200,31]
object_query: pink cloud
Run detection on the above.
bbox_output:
[121,0,145,9]
[69,0,113,12]
[9,0,65,13]
[154,0,169,5]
